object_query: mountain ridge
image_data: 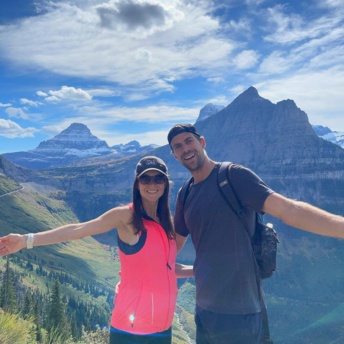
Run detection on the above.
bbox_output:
[3,123,157,170]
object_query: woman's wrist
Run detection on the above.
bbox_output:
[25,233,35,249]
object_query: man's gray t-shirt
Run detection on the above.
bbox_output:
[174,163,274,314]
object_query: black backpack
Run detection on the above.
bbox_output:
[179,161,280,280]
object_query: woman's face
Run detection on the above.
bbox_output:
[137,170,166,202]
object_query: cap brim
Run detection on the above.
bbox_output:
[137,168,168,178]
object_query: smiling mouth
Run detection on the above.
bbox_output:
[147,190,159,194]
[183,153,195,160]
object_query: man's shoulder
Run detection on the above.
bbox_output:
[220,161,254,175]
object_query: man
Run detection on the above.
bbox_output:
[167,123,344,344]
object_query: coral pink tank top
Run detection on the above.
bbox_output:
[110,204,177,334]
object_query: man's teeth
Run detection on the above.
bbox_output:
[184,154,194,160]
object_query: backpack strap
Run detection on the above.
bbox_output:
[217,162,250,234]
[179,176,194,208]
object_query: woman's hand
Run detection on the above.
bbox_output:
[0,234,26,256]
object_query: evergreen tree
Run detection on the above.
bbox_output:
[0,256,17,313]
[22,290,33,319]
[47,279,71,339]
[33,301,42,342]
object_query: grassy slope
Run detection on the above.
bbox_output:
[0,174,22,196]
[0,187,118,285]
[0,181,119,329]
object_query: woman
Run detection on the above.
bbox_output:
[0,156,193,344]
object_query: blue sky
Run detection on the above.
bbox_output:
[0,0,343,153]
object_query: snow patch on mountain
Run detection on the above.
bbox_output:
[312,125,344,149]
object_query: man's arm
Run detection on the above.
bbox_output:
[263,193,344,238]
[176,233,187,253]
[175,263,194,278]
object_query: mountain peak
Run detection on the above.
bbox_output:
[66,122,90,132]
[50,123,96,144]
[243,86,259,96]
[196,103,225,122]
[231,86,263,104]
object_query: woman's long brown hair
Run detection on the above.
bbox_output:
[132,175,175,239]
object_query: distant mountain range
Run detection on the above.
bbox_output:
[3,123,158,169]
[2,99,343,171]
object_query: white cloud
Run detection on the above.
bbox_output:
[317,0,344,10]
[5,107,29,119]
[263,5,306,45]
[45,96,60,102]
[101,128,170,147]
[0,103,12,107]
[37,91,48,97]
[43,86,93,102]
[258,51,290,74]
[77,104,199,123]
[245,0,268,6]
[0,1,234,97]
[0,119,39,138]
[263,3,343,46]
[87,88,120,97]
[207,77,225,84]
[204,95,229,107]
[233,50,259,70]
[20,98,41,107]
[227,17,252,35]
[258,11,344,76]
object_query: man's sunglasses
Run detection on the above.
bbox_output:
[138,174,167,185]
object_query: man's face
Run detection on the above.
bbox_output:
[170,132,205,172]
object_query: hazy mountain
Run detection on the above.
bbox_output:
[312,124,344,149]
[3,123,157,169]
[196,103,225,122]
